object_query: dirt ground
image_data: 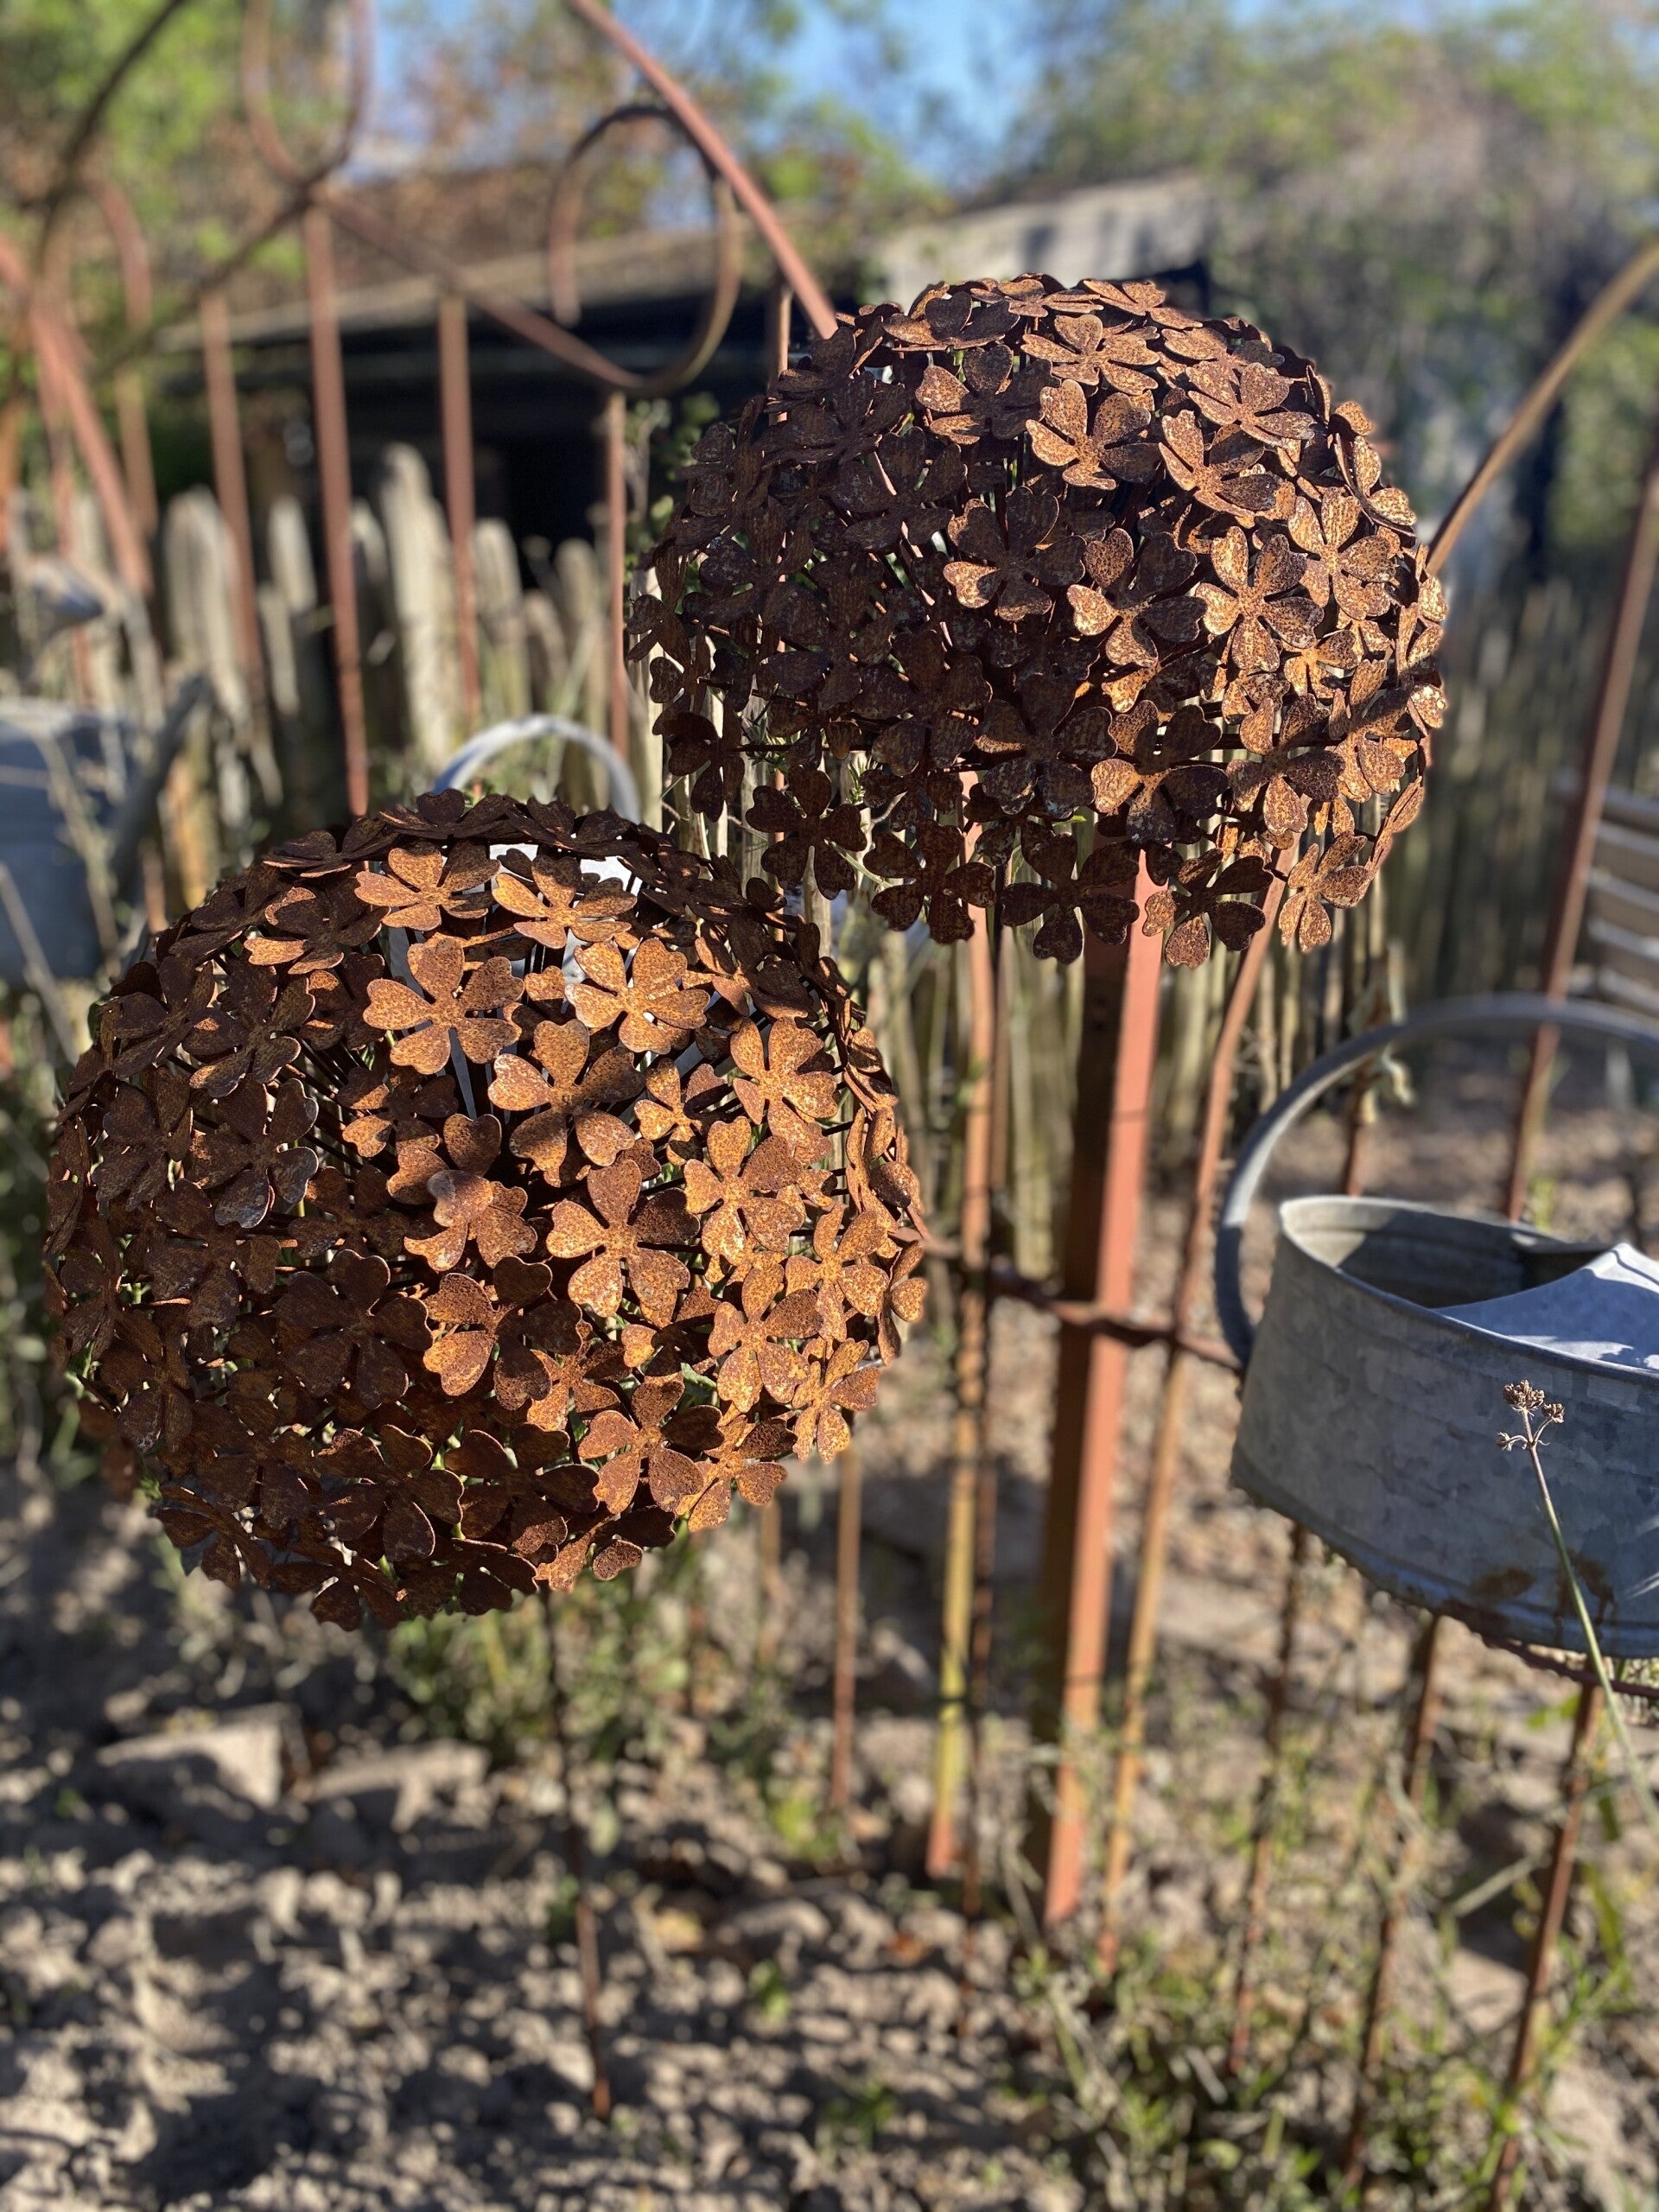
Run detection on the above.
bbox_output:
[3,1036,1657,2209]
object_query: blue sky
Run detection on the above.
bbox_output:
[377,0,1038,186]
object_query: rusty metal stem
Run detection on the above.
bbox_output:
[1227,1522,1311,2077]
[302,202,369,817]
[1099,889,1283,1968]
[1342,1614,1446,2191]
[199,288,265,703]
[1033,891,1164,1926]
[438,295,481,731]
[927,911,998,1879]
[1484,1682,1604,2209]
[829,1444,862,1815]
[603,390,630,765]
[563,0,839,343]
[1505,407,1659,1219]
[1429,235,1659,578]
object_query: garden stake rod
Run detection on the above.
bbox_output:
[927,911,998,1880]
[1098,879,1285,1971]
[828,1444,862,1815]
[438,295,483,731]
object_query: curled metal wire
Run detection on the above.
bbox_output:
[547,103,745,398]
[642,275,1446,968]
[46,793,925,1625]
[241,0,374,192]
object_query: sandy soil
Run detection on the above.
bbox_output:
[3,1034,1656,2210]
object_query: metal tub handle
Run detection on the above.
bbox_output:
[432,714,641,822]
[1215,991,1659,1368]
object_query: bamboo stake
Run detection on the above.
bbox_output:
[926,912,997,1878]
[829,1444,863,1815]
[1098,891,1282,1968]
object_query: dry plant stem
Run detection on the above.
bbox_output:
[438,295,482,730]
[1227,1521,1311,2079]
[604,390,630,764]
[200,288,265,703]
[1506,404,1659,1219]
[302,201,370,817]
[543,1590,612,2123]
[1429,233,1659,577]
[927,912,998,1879]
[1100,886,1283,1968]
[766,275,792,381]
[1342,1612,1445,2194]
[1030,893,1163,1924]
[1518,1404,1659,1838]
[1484,1680,1602,2211]
[829,1445,862,1815]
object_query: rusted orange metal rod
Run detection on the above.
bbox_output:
[1027,893,1163,1926]
[1098,884,1283,1967]
[1505,405,1659,1218]
[563,0,838,343]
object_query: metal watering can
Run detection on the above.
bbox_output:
[0,678,211,988]
[1216,994,1659,1658]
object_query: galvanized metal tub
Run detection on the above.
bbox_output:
[1216,994,1659,1658]
[0,683,207,986]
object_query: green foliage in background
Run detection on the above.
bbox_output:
[1002,0,1659,542]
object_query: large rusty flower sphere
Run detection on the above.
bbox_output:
[46,791,924,1628]
[636,274,1445,966]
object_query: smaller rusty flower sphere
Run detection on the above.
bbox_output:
[636,273,1445,967]
[46,791,925,1629]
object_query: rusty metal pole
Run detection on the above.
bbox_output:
[927,910,999,1878]
[1506,410,1659,1219]
[301,200,369,817]
[1484,1682,1604,2209]
[1227,1522,1311,2077]
[438,293,482,732]
[199,287,265,709]
[602,388,630,767]
[1027,887,1163,1926]
[829,1443,862,1816]
[1098,889,1282,1968]
[1342,1614,1446,2190]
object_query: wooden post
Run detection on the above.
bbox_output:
[1027,886,1163,1924]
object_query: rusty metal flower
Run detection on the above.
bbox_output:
[47,793,923,1628]
[640,274,1443,967]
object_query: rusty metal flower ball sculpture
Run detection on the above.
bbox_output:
[46,791,925,1628]
[637,275,1446,966]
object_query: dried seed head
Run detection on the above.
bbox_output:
[641,276,1442,968]
[46,793,924,1629]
